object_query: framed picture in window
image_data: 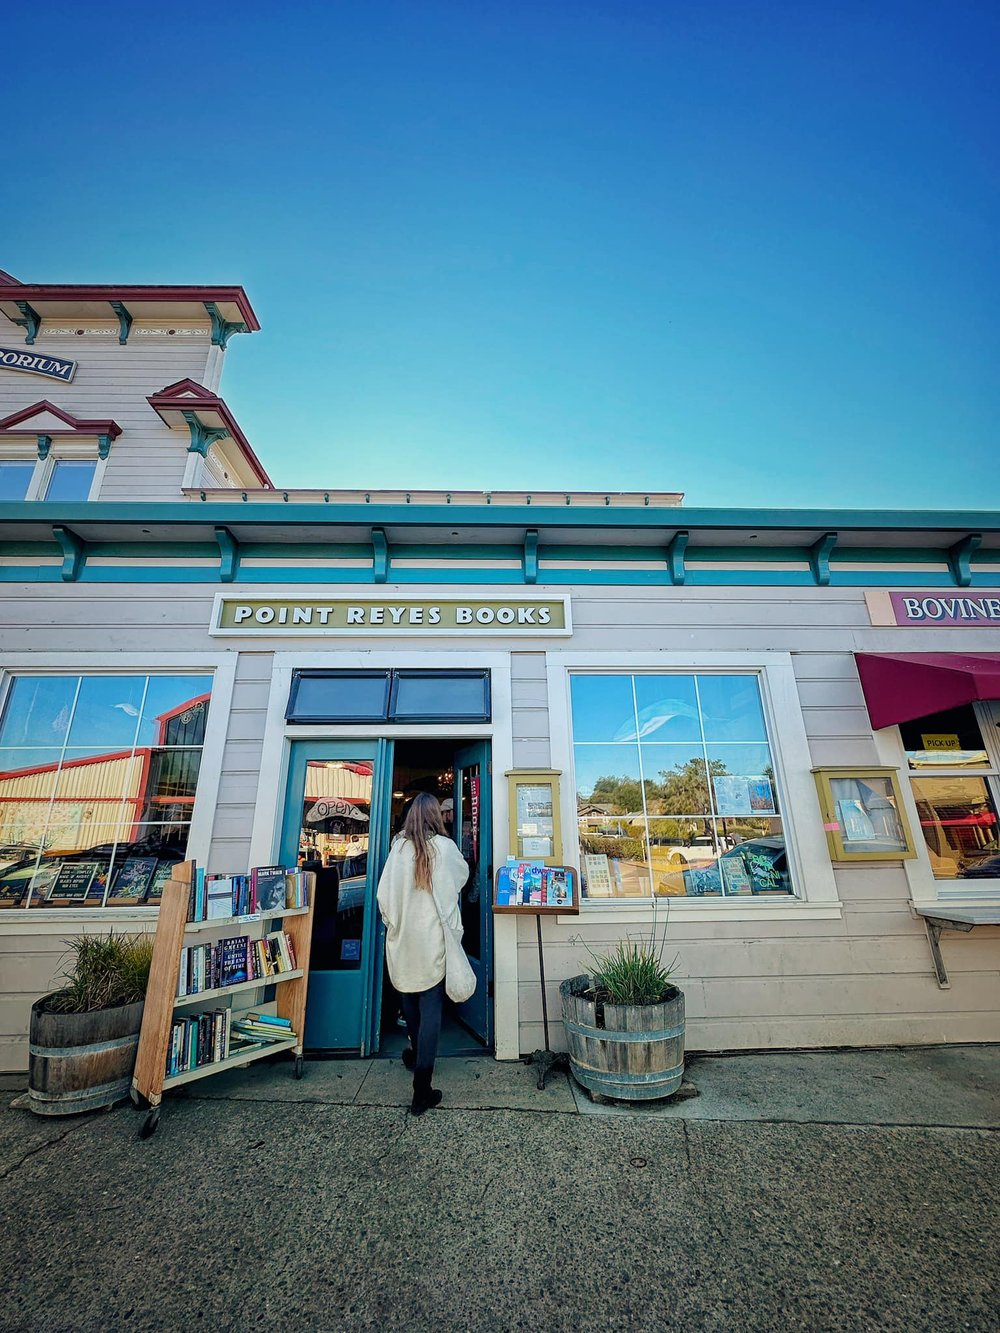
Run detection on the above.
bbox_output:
[505,769,563,866]
[812,767,917,861]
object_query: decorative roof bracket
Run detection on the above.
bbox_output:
[810,531,838,586]
[371,528,389,583]
[97,433,113,461]
[182,410,230,456]
[948,533,981,587]
[53,525,85,582]
[14,300,41,345]
[667,530,689,585]
[523,529,539,584]
[204,302,248,349]
[109,300,133,345]
[215,526,240,582]
[37,435,51,460]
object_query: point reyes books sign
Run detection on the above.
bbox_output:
[210,594,571,635]
[0,347,77,383]
[866,590,1000,627]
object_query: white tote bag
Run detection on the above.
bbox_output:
[432,894,477,1003]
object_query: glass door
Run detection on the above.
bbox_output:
[452,741,493,1046]
[280,740,393,1052]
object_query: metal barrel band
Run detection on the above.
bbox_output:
[563,1019,684,1044]
[27,1075,132,1105]
[28,1032,140,1059]
[570,1060,685,1086]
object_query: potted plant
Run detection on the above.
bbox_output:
[26,932,154,1117]
[560,913,685,1102]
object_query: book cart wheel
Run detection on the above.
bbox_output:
[293,1055,304,1081]
[139,1106,160,1139]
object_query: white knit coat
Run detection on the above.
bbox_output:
[376,834,470,994]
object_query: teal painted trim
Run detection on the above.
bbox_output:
[238,542,372,559]
[97,433,113,461]
[948,533,981,587]
[667,530,688,585]
[14,300,41,344]
[204,302,247,349]
[810,531,838,586]
[182,411,229,456]
[75,567,220,583]
[0,541,58,556]
[215,526,240,582]
[36,435,51,461]
[371,527,389,583]
[83,540,219,558]
[52,525,85,582]
[523,529,538,584]
[109,300,133,345]
[4,500,999,534]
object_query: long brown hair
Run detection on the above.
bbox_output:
[402,792,447,891]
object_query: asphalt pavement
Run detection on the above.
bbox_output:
[1,1045,998,1333]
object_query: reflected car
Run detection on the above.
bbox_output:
[717,837,789,894]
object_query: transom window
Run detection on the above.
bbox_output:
[570,672,793,900]
[286,669,491,724]
[900,703,1000,882]
[0,674,213,908]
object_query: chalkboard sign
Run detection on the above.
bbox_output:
[47,862,98,901]
[108,857,158,901]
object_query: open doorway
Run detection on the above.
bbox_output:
[376,739,493,1057]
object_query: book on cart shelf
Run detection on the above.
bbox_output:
[131,860,315,1137]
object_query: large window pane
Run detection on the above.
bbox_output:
[289,673,389,723]
[44,460,96,501]
[0,461,35,500]
[697,675,768,742]
[910,776,1000,879]
[0,673,213,907]
[299,759,373,970]
[572,671,793,899]
[632,676,701,742]
[569,675,637,743]
[66,677,145,749]
[0,677,78,748]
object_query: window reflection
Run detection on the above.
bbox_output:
[0,674,212,908]
[571,672,790,899]
[299,759,373,969]
[910,776,1000,879]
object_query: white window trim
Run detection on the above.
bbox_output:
[250,648,520,1058]
[546,651,842,923]
[0,652,236,932]
[874,703,1000,908]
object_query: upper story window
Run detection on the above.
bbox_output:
[43,459,97,501]
[0,460,35,500]
[570,671,793,900]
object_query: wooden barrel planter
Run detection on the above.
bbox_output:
[27,996,145,1116]
[560,973,685,1102]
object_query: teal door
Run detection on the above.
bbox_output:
[452,741,493,1046]
[280,740,393,1053]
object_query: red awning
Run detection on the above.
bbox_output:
[855,653,1000,730]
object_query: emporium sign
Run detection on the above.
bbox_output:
[0,347,77,383]
[866,590,1000,627]
[210,594,572,636]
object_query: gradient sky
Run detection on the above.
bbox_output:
[4,1,997,507]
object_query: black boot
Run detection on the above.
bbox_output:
[410,1069,443,1115]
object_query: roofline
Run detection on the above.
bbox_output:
[146,389,272,488]
[0,501,998,534]
[0,284,260,331]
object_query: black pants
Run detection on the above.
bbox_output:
[398,979,445,1076]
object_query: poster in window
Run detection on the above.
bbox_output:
[47,862,98,901]
[583,853,614,896]
[713,775,777,817]
[108,856,158,901]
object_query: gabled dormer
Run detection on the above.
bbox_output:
[147,380,272,490]
[0,400,122,500]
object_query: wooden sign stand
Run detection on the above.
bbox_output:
[493,863,578,1090]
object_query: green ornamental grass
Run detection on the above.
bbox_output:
[47,932,154,1014]
[584,906,678,1006]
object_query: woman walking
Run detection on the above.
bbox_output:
[377,792,469,1114]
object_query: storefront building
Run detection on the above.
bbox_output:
[1,272,999,1070]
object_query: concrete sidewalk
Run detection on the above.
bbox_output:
[1,1046,998,1333]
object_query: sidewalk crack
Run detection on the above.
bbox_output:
[0,1120,90,1183]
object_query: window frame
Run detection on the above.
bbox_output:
[547,651,842,922]
[286,668,492,725]
[0,440,105,502]
[0,654,236,925]
[877,700,1000,904]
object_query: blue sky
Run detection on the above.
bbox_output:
[5,1,998,507]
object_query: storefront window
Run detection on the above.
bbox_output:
[900,704,1000,880]
[571,673,792,899]
[0,674,213,908]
